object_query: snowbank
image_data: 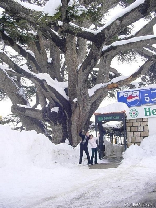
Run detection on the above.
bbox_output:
[0,125,79,169]
[1,124,156,170]
[121,135,156,169]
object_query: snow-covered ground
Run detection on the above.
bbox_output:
[0,124,156,208]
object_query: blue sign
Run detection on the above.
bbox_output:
[140,89,151,105]
[150,89,156,103]
[117,90,140,107]
[117,88,156,107]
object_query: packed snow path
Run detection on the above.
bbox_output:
[29,164,156,208]
[1,161,156,208]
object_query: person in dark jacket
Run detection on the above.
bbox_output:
[79,130,91,165]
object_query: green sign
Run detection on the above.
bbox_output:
[97,115,120,122]
[95,113,125,123]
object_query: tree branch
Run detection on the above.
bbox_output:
[11,104,46,134]
[101,35,156,57]
[0,51,71,115]
[0,31,42,72]
[135,16,156,37]
[63,0,156,46]
[91,56,156,102]
[0,68,28,105]
[0,0,40,25]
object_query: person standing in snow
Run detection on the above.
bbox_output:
[79,130,91,165]
[88,134,99,165]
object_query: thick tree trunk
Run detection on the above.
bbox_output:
[70,105,82,146]
[70,101,91,146]
[66,35,78,101]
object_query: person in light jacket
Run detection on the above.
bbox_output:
[88,134,99,165]
[79,130,91,165]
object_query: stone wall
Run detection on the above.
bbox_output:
[126,118,149,147]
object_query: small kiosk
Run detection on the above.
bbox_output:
[94,112,127,159]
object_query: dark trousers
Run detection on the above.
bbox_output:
[98,144,105,160]
[79,144,90,164]
[91,148,98,164]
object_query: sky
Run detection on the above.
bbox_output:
[0,116,156,208]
